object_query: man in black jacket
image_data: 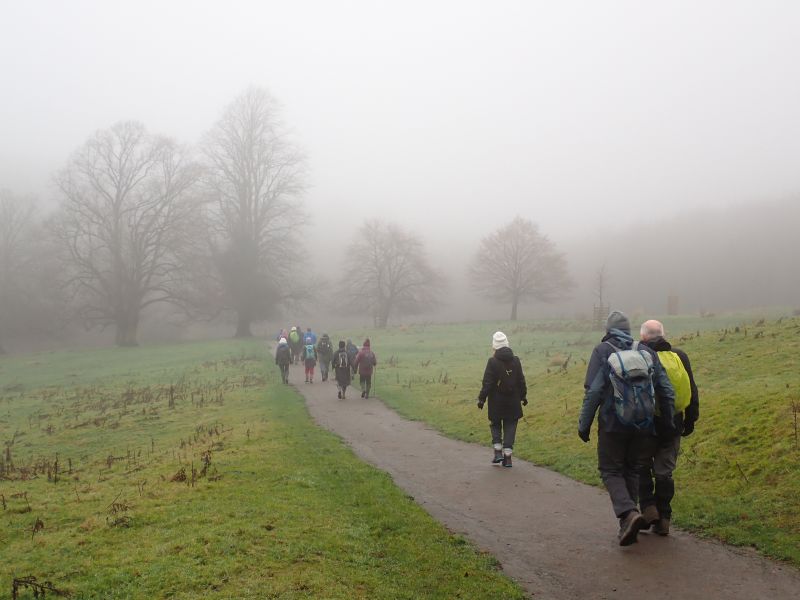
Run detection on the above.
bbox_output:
[578,311,676,546]
[638,319,699,536]
[477,331,528,468]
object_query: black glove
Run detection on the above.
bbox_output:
[578,428,590,443]
[682,420,695,437]
[477,398,485,410]
[521,398,528,406]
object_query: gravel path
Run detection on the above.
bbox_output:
[291,367,800,599]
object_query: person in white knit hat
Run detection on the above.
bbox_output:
[477,331,528,467]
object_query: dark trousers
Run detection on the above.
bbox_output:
[639,435,680,518]
[320,361,329,380]
[597,430,657,518]
[359,374,372,396]
[490,419,518,449]
[278,364,289,384]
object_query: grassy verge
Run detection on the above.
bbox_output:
[0,340,525,599]
[340,313,800,565]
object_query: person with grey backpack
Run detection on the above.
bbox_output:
[578,311,676,546]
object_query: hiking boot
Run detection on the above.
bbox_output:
[653,518,671,536]
[502,449,512,468]
[361,391,366,398]
[642,504,660,528]
[337,390,342,399]
[492,448,503,464]
[618,510,646,546]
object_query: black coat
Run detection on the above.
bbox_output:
[332,349,351,385]
[275,344,291,366]
[478,347,527,421]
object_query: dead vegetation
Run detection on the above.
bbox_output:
[12,576,70,599]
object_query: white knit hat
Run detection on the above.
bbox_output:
[492,331,509,350]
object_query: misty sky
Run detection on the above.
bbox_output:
[2,1,800,245]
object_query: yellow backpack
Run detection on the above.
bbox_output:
[657,351,691,413]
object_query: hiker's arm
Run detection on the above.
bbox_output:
[578,364,607,435]
[584,347,603,390]
[677,349,699,435]
[478,359,495,402]
[678,349,699,424]
[518,358,528,404]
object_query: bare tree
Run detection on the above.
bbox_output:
[0,191,63,352]
[53,121,201,346]
[469,216,572,320]
[202,87,307,337]
[337,220,441,328]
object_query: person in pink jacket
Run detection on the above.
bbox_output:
[353,338,377,398]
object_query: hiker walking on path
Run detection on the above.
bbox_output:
[578,310,676,546]
[275,337,291,384]
[304,327,317,345]
[353,339,377,398]
[288,327,303,364]
[638,319,699,536]
[477,331,528,468]
[316,333,334,382]
[346,339,359,377]
[303,340,318,383]
[333,340,352,399]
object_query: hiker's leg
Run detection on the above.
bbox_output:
[625,434,656,507]
[489,420,502,446]
[653,436,680,519]
[598,430,637,518]
[365,374,372,397]
[360,375,366,394]
[638,458,656,511]
[637,435,659,510]
[502,418,518,449]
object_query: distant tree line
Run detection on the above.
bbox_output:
[0,87,573,350]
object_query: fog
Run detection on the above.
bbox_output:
[1,1,799,347]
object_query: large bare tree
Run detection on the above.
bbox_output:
[203,87,307,337]
[337,220,441,328]
[469,216,572,320]
[54,121,201,346]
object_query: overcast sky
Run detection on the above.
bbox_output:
[2,0,799,244]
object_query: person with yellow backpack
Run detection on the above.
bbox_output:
[637,319,699,536]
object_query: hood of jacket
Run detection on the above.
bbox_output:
[643,336,672,352]
[494,346,515,363]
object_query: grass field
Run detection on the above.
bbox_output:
[0,341,526,599]
[340,312,800,565]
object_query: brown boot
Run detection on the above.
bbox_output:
[653,518,671,536]
[618,510,646,546]
[642,504,660,528]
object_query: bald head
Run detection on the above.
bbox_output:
[640,319,665,341]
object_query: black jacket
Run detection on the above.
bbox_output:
[332,349,351,384]
[275,344,291,366]
[642,337,699,435]
[478,347,527,421]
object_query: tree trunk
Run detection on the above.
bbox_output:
[510,295,519,321]
[235,313,253,338]
[376,300,391,329]
[115,312,139,347]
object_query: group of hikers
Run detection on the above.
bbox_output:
[274,311,698,548]
[274,326,377,399]
[477,310,698,546]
